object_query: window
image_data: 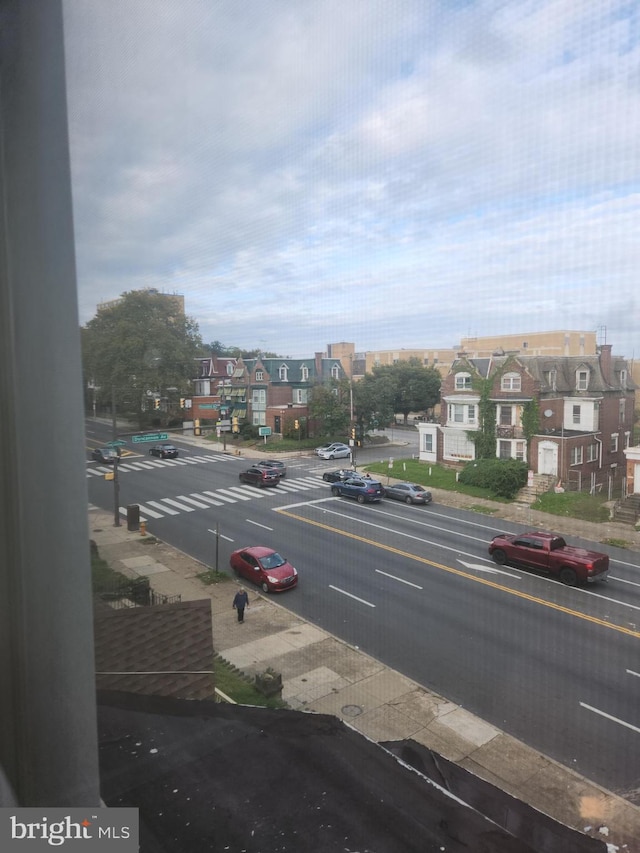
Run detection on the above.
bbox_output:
[455,372,471,390]
[499,405,513,426]
[278,364,288,381]
[576,369,589,390]
[252,389,266,407]
[423,434,433,452]
[467,404,476,423]
[620,369,627,385]
[453,404,464,423]
[625,431,631,449]
[255,370,263,381]
[572,405,581,425]
[331,363,340,379]
[619,398,625,423]
[570,446,583,465]
[587,443,598,462]
[501,372,521,391]
[611,433,618,453]
[294,388,307,404]
[226,363,234,375]
[301,365,309,381]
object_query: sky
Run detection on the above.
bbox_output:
[63,0,640,359]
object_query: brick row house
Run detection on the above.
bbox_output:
[418,344,636,496]
[224,353,346,435]
[190,355,237,421]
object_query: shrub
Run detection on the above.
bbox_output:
[458,458,528,499]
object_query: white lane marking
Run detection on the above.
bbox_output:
[181,458,199,465]
[217,488,251,501]
[627,669,640,679]
[206,490,238,503]
[147,500,179,516]
[246,519,274,531]
[136,504,164,519]
[579,702,640,735]
[159,497,196,512]
[329,585,376,607]
[232,485,270,498]
[457,559,522,579]
[375,569,423,590]
[276,497,337,510]
[208,527,234,542]
[611,576,640,588]
[192,492,224,507]
[175,494,211,509]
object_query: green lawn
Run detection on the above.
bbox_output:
[214,655,288,709]
[363,459,511,503]
[530,490,611,523]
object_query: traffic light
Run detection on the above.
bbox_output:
[232,416,239,434]
[154,399,161,410]
[351,426,356,440]
[294,419,299,430]
[179,398,185,408]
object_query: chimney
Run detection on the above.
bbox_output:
[598,344,613,385]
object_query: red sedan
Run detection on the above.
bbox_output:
[229,546,298,593]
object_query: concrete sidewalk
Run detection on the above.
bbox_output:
[89,502,640,851]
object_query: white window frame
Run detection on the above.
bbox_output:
[576,369,589,391]
[331,363,340,379]
[611,433,619,453]
[301,365,309,381]
[572,405,581,425]
[255,370,263,381]
[278,364,288,381]
[587,443,598,462]
[423,433,433,452]
[455,373,471,390]
[570,446,583,466]
[501,373,521,392]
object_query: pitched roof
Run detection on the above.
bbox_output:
[94,599,214,700]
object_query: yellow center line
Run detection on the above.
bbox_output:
[276,508,640,640]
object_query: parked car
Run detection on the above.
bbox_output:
[317,443,351,460]
[488,531,609,585]
[322,468,358,483]
[230,546,298,593]
[330,477,384,504]
[255,459,287,477]
[148,443,179,459]
[91,447,119,464]
[239,466,281,487]
[384,482,432,505]
[315,442,349,457]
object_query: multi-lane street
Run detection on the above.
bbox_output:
[86,423,640,801]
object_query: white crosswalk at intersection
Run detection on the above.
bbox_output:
[118,476,325,521]
[87,452,237,477]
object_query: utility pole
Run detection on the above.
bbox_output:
[113,454,120,527]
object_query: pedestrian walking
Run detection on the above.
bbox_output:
[232,588,249,623]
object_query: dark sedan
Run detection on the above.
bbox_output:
[255,459,287,478]
[149,443,179,459]
[230,546,298,593]
[384,482,432,505]
[239,466,281,487]
[322,469,358,483]
[91,447,119,464]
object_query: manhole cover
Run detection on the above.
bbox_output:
[341,704,363,717]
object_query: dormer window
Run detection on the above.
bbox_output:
[301,365,309,381]
[279,364,288,381]
[576,369,589,391]
[331,363,340,379]
[226,362,233,375]
[620,369,627,386]
[255,370,264,381]
[501,372,521,392]
[455,373,471,390]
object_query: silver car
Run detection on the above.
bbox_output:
[384,482,432,505]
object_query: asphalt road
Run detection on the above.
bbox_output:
[86,424,640,802]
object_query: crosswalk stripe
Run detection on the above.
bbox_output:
[136,503,164,519]
[203,490,237,503]
[202,492,235,504]
[216,488,251,501]
[181,458,199,465]
[191,492,224,507]
[231,485,270,498]
[146,500,179,516]
[175,494,211,509]
[158,497,196,512]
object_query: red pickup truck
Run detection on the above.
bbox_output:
[488,531,609,586]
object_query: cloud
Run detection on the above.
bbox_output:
[64,0,640,358]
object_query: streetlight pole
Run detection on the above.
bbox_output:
[112,454,120,527]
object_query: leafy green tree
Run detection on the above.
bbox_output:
[82,289,203,426]
[353,372,395,430]
[205,341,281,359]
[355,359,440,427]
[309,383,350,437]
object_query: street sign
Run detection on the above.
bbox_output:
[199,403,219,409]
[107,439,127,447]
[132,433,169,443]
[259,427,272,436]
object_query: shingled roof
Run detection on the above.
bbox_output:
[94,599,214,700]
